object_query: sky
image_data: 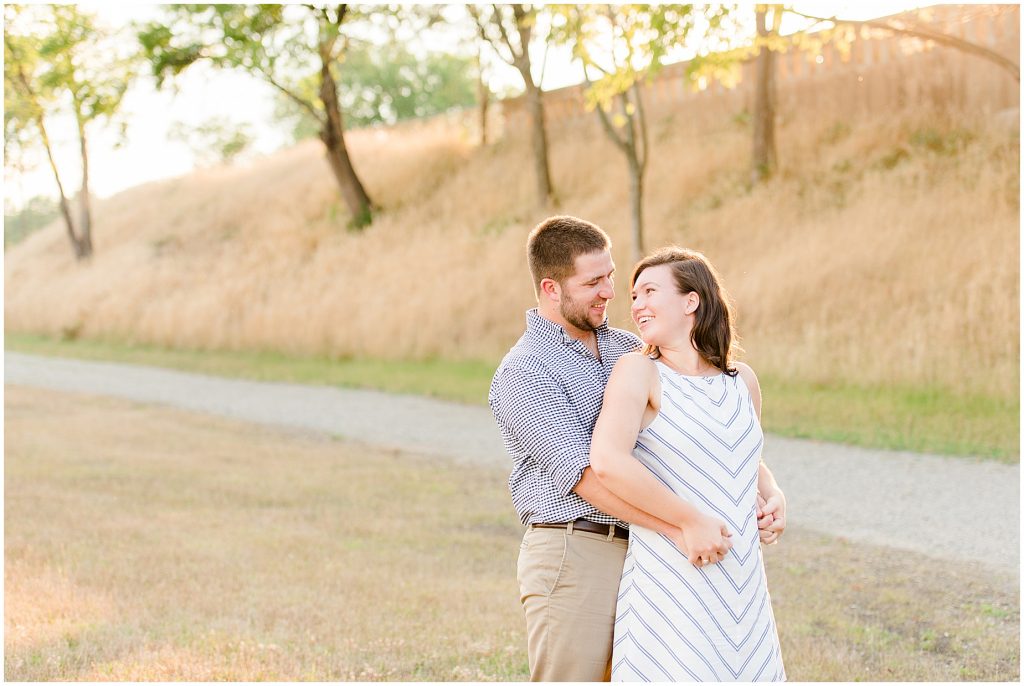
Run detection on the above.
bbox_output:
[4,2,930,212]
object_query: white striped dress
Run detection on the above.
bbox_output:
[611,361,786,682]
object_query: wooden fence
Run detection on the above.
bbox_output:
[499,4,1020,135]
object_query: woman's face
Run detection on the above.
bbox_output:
[630,263,698,347]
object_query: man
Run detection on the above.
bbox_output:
[489,215,785,681]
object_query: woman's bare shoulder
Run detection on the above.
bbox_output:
[613,351,657,373]
[609,352,659,386]
[733,361,760,395]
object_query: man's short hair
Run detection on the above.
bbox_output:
[527,215,611,293]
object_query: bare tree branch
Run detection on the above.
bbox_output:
[511,4,532,72]
[468,5,495,64]
[583,69,628,154]
[592,61,614,77]
[469,5,513,68]
[594,102,628,154]
[619,92,637,158]
[538,22,552,88]
[491,4,521,67]
[264,70,323,123]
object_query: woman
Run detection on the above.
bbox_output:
[591,247,786,682]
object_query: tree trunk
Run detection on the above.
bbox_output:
[627,152,644,265]
[318,55,374,229]
[509,3,553,205]
[476,51,488,146]
[75,110,93,257]
[478,4,554,204]
[620,90,645,264]
[14,47,86,260]
[475,66,487,146]
[37,111,86,260]
[591,90,645,263]
[752,7,778,184]
[524,79,553,205]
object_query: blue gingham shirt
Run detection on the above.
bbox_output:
[489,308,642,527]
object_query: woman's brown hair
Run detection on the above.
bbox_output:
[630,247,741,376]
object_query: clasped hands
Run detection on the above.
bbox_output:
[756,489,786,546]
[668,490,787,568]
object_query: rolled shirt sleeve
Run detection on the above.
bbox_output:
[492,363,593,496]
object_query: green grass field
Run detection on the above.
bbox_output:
[6,333,1018,461]
[5,386,1019,680]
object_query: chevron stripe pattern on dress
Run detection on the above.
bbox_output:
[611,361,786,682]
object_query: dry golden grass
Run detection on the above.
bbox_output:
[4,65,1019,401]
[5,386,1019,681]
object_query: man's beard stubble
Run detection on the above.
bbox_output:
[560,294,600,333]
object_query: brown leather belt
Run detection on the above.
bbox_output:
[532,519,628,540]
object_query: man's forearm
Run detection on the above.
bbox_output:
[572,466,678,537]
[757,460,781,498]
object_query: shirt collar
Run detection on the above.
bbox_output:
[525,308,610,347]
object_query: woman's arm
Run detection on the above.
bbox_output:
[591,354,732,564]
[572,467,681,539]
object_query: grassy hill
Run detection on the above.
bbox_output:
[5,68,1019,459]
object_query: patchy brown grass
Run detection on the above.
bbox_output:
[5,386,1018,680]
[763,529,1019,681]
[5,385,526,681]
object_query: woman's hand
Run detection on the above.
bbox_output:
[756,493,774,531]
[757,490,787,545]
[678,513,732,567]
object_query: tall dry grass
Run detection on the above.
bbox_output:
[4,62,1019,399]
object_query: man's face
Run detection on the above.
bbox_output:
[559,250,616,333]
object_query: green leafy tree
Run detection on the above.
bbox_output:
[470,4,554,205]
[4,195,59,247]
[555,4,702,263]
[168,117,254,166]
[4,4,134,260]
[139,4,379,228]
[344,43,477,126]
[275,41,478,139]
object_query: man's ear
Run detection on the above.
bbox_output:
[539,278,561,303]
[685,292,700,315]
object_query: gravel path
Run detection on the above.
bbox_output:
[6,351,1019,575]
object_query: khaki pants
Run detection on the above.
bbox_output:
[517,524,629,682]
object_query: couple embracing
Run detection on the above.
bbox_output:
[489,216,787,682]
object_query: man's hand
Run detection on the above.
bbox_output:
[671,512,732,567]
[756,490,786,545]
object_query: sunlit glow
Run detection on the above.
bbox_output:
[4,2,934,208]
